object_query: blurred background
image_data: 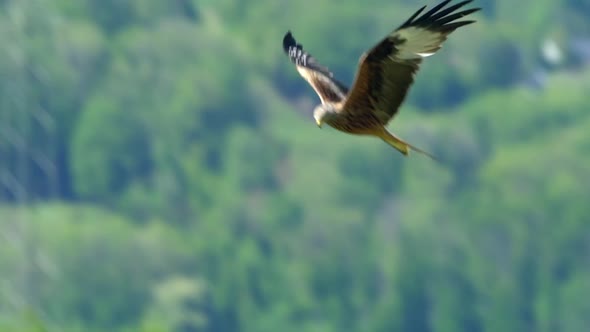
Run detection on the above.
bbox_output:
[1,0,590,331]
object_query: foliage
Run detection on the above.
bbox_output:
[1,0,590,331]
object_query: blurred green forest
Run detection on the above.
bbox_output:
[1,0,590,331]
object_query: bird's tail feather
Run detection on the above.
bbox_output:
[381,130,438,161]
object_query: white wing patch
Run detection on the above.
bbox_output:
[416,52,436,57]
[296,66,328,104]
[394,27,447,60]
[296,65,346,104]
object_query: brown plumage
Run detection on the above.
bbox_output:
[283,0,480,158]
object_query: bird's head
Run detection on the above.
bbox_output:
[313,104,337,128]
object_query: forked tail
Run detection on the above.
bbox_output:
[380,130,439,161]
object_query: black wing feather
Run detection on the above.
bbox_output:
[397,0,479,32]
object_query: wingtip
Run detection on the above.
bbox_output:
[283,30,296,52]
[399,0,481,31]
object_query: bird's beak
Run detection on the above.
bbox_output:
[316,119,322,128]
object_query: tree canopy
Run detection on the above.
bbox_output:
[1,0,590,331]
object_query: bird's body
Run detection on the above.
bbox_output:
[283,0,480,158]
[323,105,381,135]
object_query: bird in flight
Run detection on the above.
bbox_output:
[283,0,480,159]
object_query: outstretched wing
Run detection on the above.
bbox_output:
[342,0,480,124]
[283,31,349,104]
